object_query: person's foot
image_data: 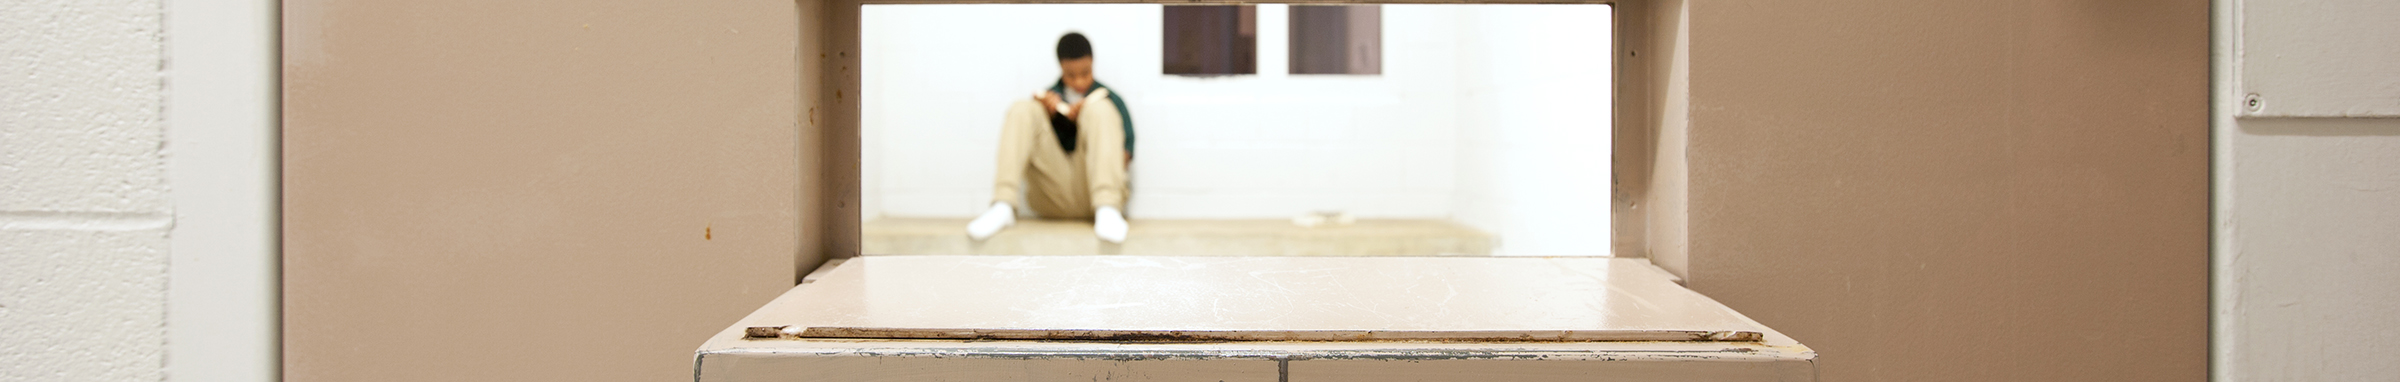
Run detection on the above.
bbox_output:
[966,203,1016,240]
[1094,206,1128,243]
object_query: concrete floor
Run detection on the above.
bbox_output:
[863,218,1495,256]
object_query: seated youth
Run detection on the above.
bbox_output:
[965,32,1137,243]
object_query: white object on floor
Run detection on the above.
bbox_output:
[965,203,1015,240]
[1094,206,1128,243]
[1291,210,1356,228]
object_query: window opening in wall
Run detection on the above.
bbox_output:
[860,4,1614,257]
[1163,5,1258,76]
[1289,5,1381,75]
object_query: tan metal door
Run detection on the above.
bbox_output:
[280,1,822,380]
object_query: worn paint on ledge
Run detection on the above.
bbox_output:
[788,326,1764,342]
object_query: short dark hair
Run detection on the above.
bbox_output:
[1056,33,1092,61]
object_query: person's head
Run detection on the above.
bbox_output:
[1056,33,1095,93]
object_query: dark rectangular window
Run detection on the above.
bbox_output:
[1289,5,1381,75]
[1162,5,1257,76]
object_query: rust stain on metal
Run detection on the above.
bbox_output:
[745,326,788,339]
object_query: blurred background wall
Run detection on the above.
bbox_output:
[861,4,1613,255]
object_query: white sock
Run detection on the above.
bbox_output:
[1094,206,1128,243]
[966,203,1016,240]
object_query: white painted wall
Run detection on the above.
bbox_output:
[3,1,172,380]
[2215,0,2400,380]
[2234,0,2400,118]
[4,0,280,380]
[1450,5,1613,256]
[864,4,1456,220]
[862,4,1613,255]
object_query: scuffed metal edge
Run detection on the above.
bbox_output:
[789,326,1765,343]
[697,344,1811,363]
[745,326,788,339]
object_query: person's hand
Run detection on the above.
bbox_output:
[1038,91,1065,115]
[1069,88,1108,121]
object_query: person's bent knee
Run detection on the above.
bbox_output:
[1008,99,1047,117]
[1076,105,1119,127]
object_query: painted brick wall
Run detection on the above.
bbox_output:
[1,0,171,380]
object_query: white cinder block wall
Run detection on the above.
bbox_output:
[863,4,1614,255]
[2,0,172,380]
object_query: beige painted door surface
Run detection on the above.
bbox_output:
[280,0,819,381]
[1680,1,2208,381]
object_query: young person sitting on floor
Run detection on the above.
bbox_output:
[965,32,1137,243]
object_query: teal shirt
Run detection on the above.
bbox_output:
[1049,80,1135,159]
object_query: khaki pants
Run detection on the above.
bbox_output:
[993,98,1128,219]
